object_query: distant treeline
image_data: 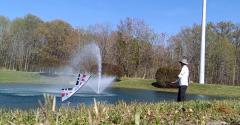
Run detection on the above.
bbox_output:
[0,14,239,85]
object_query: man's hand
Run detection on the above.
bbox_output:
[171,78,179,84]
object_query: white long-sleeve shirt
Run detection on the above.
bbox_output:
[178,65,189,86]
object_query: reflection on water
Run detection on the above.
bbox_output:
[0,83,228,109]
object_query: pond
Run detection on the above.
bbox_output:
[0,83,227,109]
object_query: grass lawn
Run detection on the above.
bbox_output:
[0,70,73,84]
[113,77,240,98]
[0,99,239,124]
[0,70,41,83]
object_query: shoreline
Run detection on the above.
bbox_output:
[0,71,239,98]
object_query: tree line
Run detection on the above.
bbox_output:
[0,14,239,85]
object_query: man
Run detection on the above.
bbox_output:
[172,59,189,102]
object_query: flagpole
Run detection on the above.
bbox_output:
[200,0,207,84]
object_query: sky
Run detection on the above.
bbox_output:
[0,0,239,34]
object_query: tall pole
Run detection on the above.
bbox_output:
[200,0,207,84]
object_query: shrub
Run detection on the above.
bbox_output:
[155,67,180,88]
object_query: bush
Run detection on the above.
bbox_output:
[90,63,124,80]
[155,67,180,88]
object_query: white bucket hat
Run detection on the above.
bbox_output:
[179,59,188,65]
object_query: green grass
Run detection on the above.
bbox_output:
[0,98,239,125]
[0,70,70,84]
[0,70,41,83]
[113,77,240,97]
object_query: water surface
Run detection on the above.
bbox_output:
[0,83,227,109]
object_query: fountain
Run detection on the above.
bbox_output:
[60,42,115,94]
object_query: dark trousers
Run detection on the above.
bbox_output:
[177,85,188,102]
